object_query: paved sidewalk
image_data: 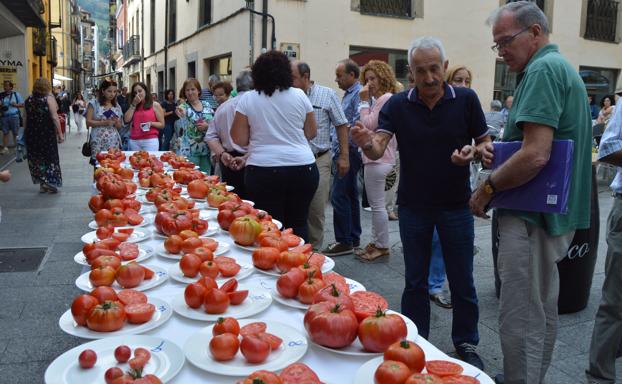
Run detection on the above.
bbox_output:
[0,124,620,382]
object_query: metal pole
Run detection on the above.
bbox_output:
[261,0,267,50]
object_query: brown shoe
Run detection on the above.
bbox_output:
[357,244,389,262]
[388,211,398,221]
[354,243,375,256]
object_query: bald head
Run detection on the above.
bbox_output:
[291,60,311,92]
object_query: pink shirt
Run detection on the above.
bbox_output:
[130,105,158,140]
[360,93,397,165]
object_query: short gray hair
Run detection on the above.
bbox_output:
[408,37,447,69]
[487,1,549,35]
[490,99,502,111]
[208,74,221,85]
[236,70,253,92]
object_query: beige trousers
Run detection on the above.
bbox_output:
[307,151,332,249]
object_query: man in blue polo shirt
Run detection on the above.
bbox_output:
[351,36,490,369]
[0,80,24,154]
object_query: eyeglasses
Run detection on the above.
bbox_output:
[491,26,532,53]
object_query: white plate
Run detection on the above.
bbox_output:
[152,227,219,239]
[136,195,154,205]
[199,209,217,220]
[88,213,155,230]
[58,297,173,339]
[184,319,307,376]
[253,255,335,278]
[154,241,230,260]
[44,335,184,384]
[242,199,255,206]
[73,245,154,266]
[167,261,254,285]
[272,219,283,229]
[75,264,169,292]
[310,310,418,356]
[268,277,365,310]
[353,355,489,384]
[81,229,151,244]
[226,185,234,192]
[172,285,272,321]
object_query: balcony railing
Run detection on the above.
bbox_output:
[122,35,141,66]
[359,0,413,18]
[584,0,619,42]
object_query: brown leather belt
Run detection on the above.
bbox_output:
[314,150,329,159]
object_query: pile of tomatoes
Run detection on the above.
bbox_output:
[71,288,155,332]
[137,168,175,189]
[96,148,126,163]
[184,277,248,314]
[129,151,164,172]
[237,363,323,384]
[89,260,154,289]
[209,319,282,364]
[82,233,140,265]
[79,344,162,384]
[163,231,218,255]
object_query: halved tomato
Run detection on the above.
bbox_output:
[125,303,155,324]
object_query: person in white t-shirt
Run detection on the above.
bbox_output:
[231,50,318,242]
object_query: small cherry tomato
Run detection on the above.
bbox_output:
[78,349,97,369]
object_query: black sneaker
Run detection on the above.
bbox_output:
[455,343,484,370]
[321,242,353,256]
[494,374,504,384]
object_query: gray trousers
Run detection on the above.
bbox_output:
[307,151,332,249]
[586,198,622,384]
[497,214,575,384]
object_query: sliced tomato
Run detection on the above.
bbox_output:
[405,373,444,384]
[240,321,267,337]
[441,375,480,383]
[219,278,238,293]
[201,237,219,252]
[425,361,464,377]
[283,234,302,247]
[142,266,154,279]
[111,232,130,242]
[350,291,389,322]
[117,289,148,306]
[117,228,135,235]
[257,332,283,350]
[322,272,350,295]
[279,362,321,384]
[124,303,155,324]
[227,290,248,305]
[214,255,236,264]
[118,242,139,261]
[218,262,241,277]
[126,211,144,226]
[289,243,313,255]
[307,253,326,268]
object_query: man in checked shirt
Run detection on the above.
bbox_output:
[291,60,350,250]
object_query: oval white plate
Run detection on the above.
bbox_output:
[152,226,219,239]
[154,241,230,260]
[88,213,155,230]
[73,245,154,266]
[242,199,255,206]
[184,318,307,376]
[172,285,272,321]
[75,264,168,292]
[167,261,254,285]
[309,311,418,356]
[81,229,151,244]
[226,185,234,192]
[253,255,335,278]
[199,209,217,220]
[136,195,154,205]
[353,355,489,384]
[268,277,365,310]
[44,335,184,384]
[58,297,173,339]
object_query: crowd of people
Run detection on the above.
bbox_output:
[5,1,622,383]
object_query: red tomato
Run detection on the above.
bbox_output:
[241,370,283,384]
[136,374,163,384]
[117,227,135,235]
[350,291,389,322]
[128,356,147,371]
[89,266,117,287]
[116,289,147,306]
[282,234,301,248]
[78,349,97,368]
[358,310,408,353]
[279,363,321,384]
[105,367,124,383]
[312,283,354,311]
[276,251,306,274]
[441,375,480,384]
[142,265,154,279]
[425,361,464,377]
[259,236,289,252]
[299,262,323,281]
[257,332,283,350]
[196,276,218,290]
[303,302,359,348]
[96,226,113,240]
[404,373,444,384]
[86,301,126,332]
[193,247,214,262]
[240,322,267,337]
[126,211,144,226]
[322,272,350,295]
[214,255,236,264]
[199,261,220,279]
[114,345,131,363]
[384,340,426,373]
[118,242,139,261]
[71,294,99,326]
[213,317,240,336]
[164,235,183,254]
[289,243,313,255]
[89,194,105,213]
[180,253,202,277]
[95,209,113,227]
[204,288,230,314]
[111,232,130,242]
[218,262,241,277]
[276,267,306,298]
[201,237,219,252]
[115,262,145,288]
[187,179,209,199]
[209,332,240,361]
[240,334,271,364]
[219,278,238,293]
[227,290,249,305]
[307,252,326,268]
[184,282,207,308]
[91,255,121,271]
[374,360,411,384]
[181,237,203,254]
[252,247,280,270]
[125,303,155,324]
[297,277,326,305]
[90,286,118,303]
[229,216,262,246]
[178,230,199,240]
[134,347,151,361]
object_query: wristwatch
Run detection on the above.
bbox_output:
[483,176,497,196]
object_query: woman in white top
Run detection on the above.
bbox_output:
[232,50,318,241]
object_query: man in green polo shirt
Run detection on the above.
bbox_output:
[470,2,591,383]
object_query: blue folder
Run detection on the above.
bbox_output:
[489,139,574,214]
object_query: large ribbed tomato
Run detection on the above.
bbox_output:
[303,302,358,348]
[115,262,145,288]
[312,283,354,311]
[86,301,126,332]
[154,211,193,236]
[71,294,99,326]
[358,309,408,353]
[187,179,209,199]
[229,217,261,246]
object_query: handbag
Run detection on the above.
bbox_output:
[81,127,92,157]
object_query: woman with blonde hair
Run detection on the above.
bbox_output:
[356,60,399,261]
[446,65,472,88]
[24,78,64,193]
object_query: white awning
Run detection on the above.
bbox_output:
[54,74,73,81]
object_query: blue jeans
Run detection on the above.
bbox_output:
[428,228,447,295]
[159,121,175,151]
[331,150,362,246]
[399,205,479,346]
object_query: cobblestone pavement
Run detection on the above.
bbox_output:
[0,123,620,383]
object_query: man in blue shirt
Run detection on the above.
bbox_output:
[351,36,490,370]
[200,74,220,110]
[322,59,363,256]
[0,81,24,154]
